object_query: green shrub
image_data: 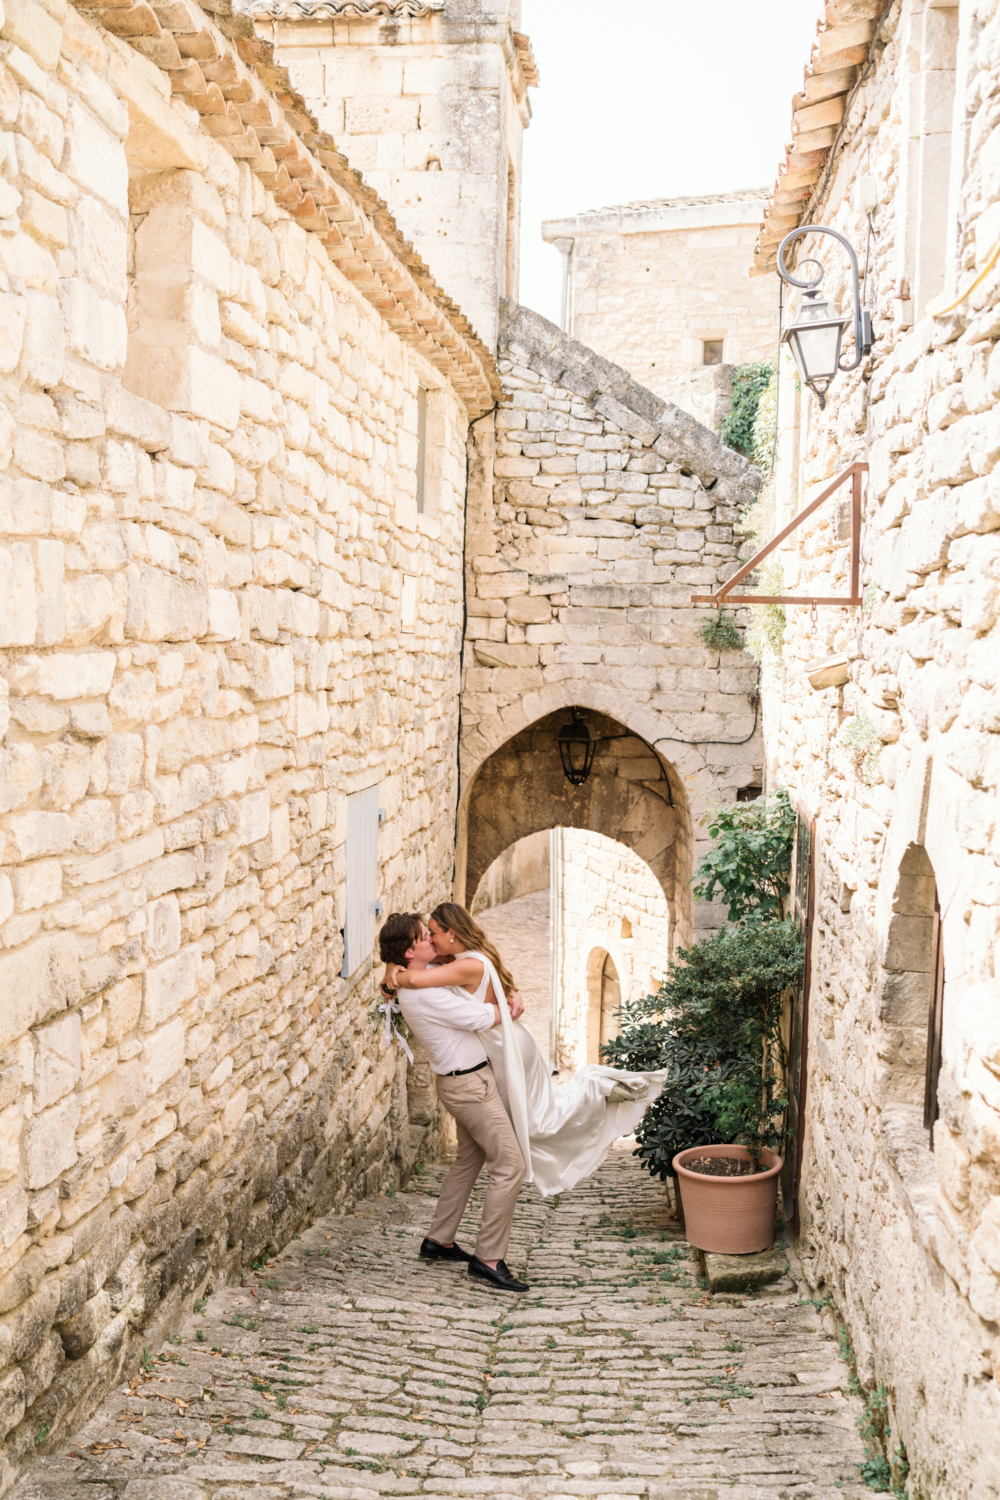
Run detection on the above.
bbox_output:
[697,610,743,653]
[693,787,796,925]
[835,713,882,785]
[603,921,804,1174]
[721,360,775,458]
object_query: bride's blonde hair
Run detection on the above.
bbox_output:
[430,902,517,998]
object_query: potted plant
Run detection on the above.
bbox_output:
[603,789,803,1254]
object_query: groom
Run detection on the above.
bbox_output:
[378,912,529,1292]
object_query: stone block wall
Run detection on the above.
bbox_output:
[541,193,779,420]
[251,0,536,348]
[757,2,1000,1493]
[552,827,669,1073]
[0,0,490,1481]
[457,300,764,945]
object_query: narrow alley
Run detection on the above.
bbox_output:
[14,1147,868,1500]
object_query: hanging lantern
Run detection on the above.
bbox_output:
[557,708,597,786]
[781,293,849,409]
[777,223,873,409]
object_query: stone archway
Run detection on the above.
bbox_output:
[456,706,691,949]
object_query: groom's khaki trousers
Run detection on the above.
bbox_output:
[428,1065,525,1261]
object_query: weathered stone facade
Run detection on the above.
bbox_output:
[753,1,1000,1494]
[542,191,780,426]
[250,0,536,347]
[0,0,493,1481]
[457,301,765,945]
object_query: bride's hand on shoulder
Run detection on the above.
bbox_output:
[383,963,402,990]
[507,990,525,1020]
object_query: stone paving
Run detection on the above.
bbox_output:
[12,1145,870,1500]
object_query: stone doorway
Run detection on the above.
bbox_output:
[586,948,621,1064]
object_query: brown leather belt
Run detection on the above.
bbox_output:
[442,1059,489,1078]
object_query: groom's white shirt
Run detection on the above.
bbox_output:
[397,982,493,1075]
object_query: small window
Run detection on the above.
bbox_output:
[737,785,762,802]
[703,339,724,366]
[342,784,381,977]
[415,385,428,513]
[401,574,417,634]
[620,916,632,939]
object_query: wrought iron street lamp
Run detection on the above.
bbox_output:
[557,708,598,786]
[777,225,872,409]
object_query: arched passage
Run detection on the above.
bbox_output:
[456,707,693,951]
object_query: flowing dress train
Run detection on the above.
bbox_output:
[451,949,669,1197]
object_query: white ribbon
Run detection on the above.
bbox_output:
[378,997,414,1064]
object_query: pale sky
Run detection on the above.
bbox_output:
[518,0,823,325]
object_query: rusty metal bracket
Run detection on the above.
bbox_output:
[691,461,867,607]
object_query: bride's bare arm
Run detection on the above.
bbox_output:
[386,958,484,990]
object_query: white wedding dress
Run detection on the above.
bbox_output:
[452,950,669,1197]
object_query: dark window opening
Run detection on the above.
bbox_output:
[703,339,724,366]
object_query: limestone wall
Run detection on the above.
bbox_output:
[541,193,779,422]
[0,0,488,1477]
[552,828,669,1073]
[758,2,1000,1493]
[250,0,536,348]
[457,301,765,944]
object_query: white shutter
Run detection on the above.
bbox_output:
[342,784,381,977]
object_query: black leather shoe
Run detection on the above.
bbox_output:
[419,1237,471,1262]
[468,1256,529,1291]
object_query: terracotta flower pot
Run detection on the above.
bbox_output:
[672,1144,783,1254]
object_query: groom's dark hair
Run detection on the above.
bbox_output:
[378,912,424,967]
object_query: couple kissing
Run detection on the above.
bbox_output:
[378,902,669,1294]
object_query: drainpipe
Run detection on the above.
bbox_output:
[552,238,574,334]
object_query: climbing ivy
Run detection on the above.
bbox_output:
[720,359,776,457]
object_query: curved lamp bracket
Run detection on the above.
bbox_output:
[777,224,870,373]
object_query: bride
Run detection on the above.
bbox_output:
[382,900,668,1197]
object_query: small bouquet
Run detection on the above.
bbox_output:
[367,981,414,1063]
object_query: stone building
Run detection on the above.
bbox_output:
[247,0,537,347]
[0,0,496,1474]
[541,190,781,428]
[0,0,767,1482]
[749,0,1000,1493]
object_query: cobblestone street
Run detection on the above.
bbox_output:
[14,1146,869,1500]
